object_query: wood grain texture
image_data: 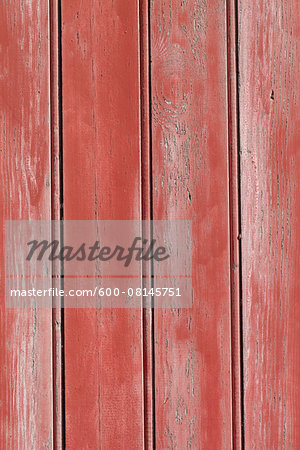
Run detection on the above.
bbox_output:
[0,0,53,447]
[150,0,233,447]
[61,1,144,448]
[239,0,300,447]
[1,0,299,447]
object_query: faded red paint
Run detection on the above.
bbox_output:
[61,1,144,448]
[150,0,233,448]
[0,1,53,447]
[0,0,299,448]
[239,0,300,447]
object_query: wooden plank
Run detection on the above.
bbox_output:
[0,0,53,447]
[227,0,243,446]
[150,0,233,447]
[140,0,155,447]
[61,1,144,448]
[49,0,64,447]
[239,0,300,447]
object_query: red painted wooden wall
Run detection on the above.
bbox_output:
[0,0,299,448]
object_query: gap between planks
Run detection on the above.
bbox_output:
[226,0,245,448]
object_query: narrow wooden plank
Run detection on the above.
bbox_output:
[239,0,300,447]
[0,0,53,447]
[150,0,233,447]
[140,0,155,446]
[227,0,243,446]
[61,1,144,448]
[49,0,64,447]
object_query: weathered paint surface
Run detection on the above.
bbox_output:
[0,0,299,448]
[0,0,53,447]
[239,0,300,447]
[61,1,144,448]
[150,0,233,448]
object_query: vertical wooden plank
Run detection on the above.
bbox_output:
[140,0,155,447]
[227,0,243,446]
[61,1,144,448]
[239,0,300,447]
[49,0,64,447]
[0,0,53,447]
[150,0,233,448]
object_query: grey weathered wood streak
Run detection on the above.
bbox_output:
[239,0,300,447]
